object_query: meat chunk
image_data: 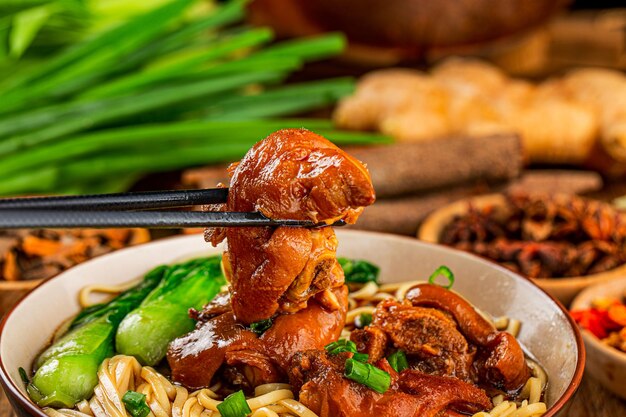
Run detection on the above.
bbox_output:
[208,128,375,324]
[372,299,474,381]
[168,286,348,390]
[288,350,491,417]
[406,284,531,391]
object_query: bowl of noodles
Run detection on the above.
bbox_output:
[0,230,584,417]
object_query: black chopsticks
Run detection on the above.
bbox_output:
[0,188,229,211]
[0,210,321,229]
[0,188,339,229]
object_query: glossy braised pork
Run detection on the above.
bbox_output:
[207,128,375,324]
[405,284,531,392]
[168,286,348,390]
[288,350,492,417]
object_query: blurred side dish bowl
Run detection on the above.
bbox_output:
[418,193,626,305]
[0,229,150,290]
[571,277,626,399]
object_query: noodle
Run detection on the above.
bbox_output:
[48,280,548,417]
[47,356,312,417]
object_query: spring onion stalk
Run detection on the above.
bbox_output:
[0,0,390,196]
[0,0,197,112]
[0,71,284,156]
[80,27,275,100]
[325,339,369,362]
[122,391,151,417]
[344,359,391,394]
[428,266,455,289]
[216,390,251,417]
[387,350,409,373]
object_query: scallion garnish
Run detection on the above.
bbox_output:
[387,350,409,373]
[338,258,380,284]
[325,339,369,362]
[249,318,273,335]
[344,358,390,394]
[354,313,373,329]
[216,390,252,417]
[428,265,455,289]
[122,391,151,417]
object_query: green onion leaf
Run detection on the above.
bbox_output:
[122,391,151,417]
[217,390,252,417]
[428,265,455,289]
[338,258,380,284]
[325,339,368,362]
[325,339,356,354]
[344,358,390,394]
[387,350,409,373]
[18,367,30,386]
[352,352,370,362]
[354,313,373,329]
[249,318,272,335]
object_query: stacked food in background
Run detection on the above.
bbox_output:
[334,59,626,175]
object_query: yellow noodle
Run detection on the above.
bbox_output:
[505,319,522,338]
[511,402,547,417]
[349,282,379,299]
[78,281,139,308]
[378,280,426,293]
[493,316,509,330]
[197,390,221,412]
[246,389,294,410]
[492,394,505,406]
[172,387,189,417]
[345,306,376,325]
[278,399,318,417]
[251,407,280,417]
[182,397,200,417]
[528,359,548,391]
[255,384,293,397]
[528,377,542,404]
[76,400,93,416]
[265,405,291,414]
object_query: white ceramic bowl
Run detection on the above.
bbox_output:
[0,230,584,417]
[570,277,626,399]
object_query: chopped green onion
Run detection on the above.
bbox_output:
[338,258,380,284]
[387,350,409,373]
[344,358,390,394]
[216,390,252,417]
[122,391,151,417]
[325,339,368,362]
[428,265,455,289]
[325,339,356,354]
[354,313,373,329]
[249,318,272,335]
[18,367,30,386]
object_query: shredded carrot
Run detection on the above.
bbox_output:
[608,305,626,327]
[21,236,62,257]
[2,250,19,281]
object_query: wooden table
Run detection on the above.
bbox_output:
[0,282,625,417]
